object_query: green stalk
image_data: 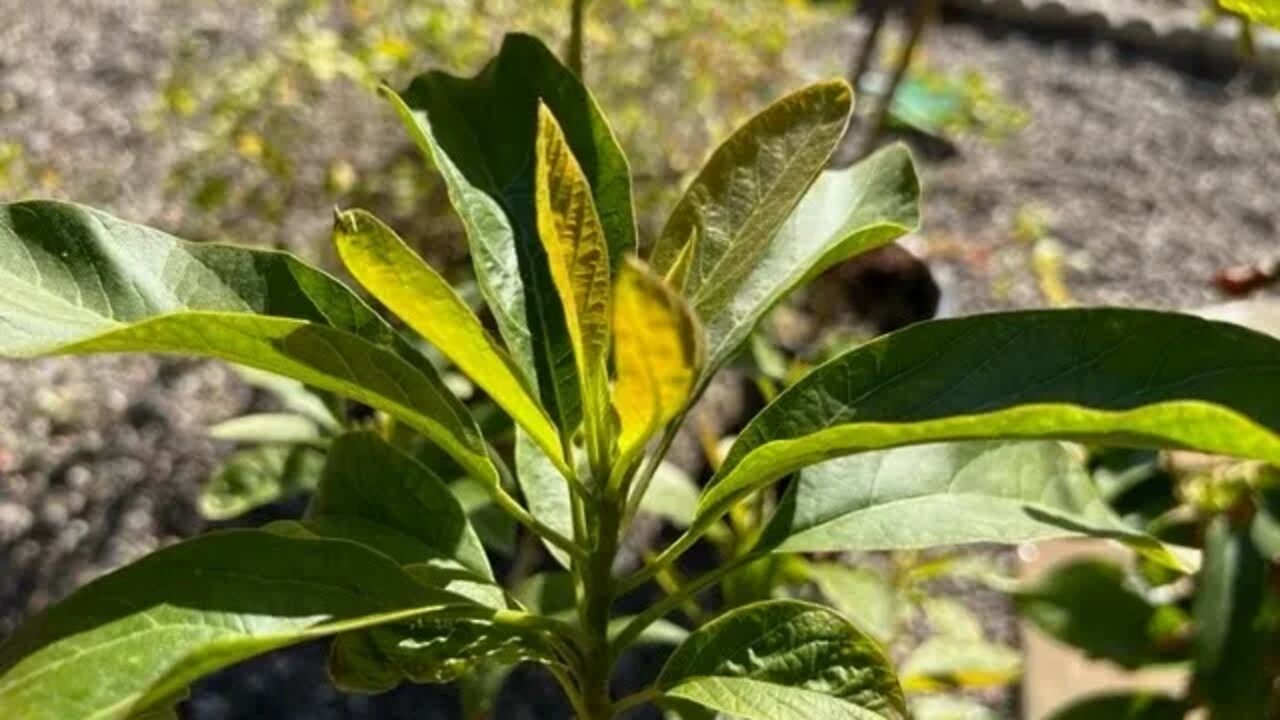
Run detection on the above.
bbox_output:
[577,485,622,718]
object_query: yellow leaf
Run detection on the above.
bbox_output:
[333,209,566,473]
[534,103,613,471]
[613,258,703,458]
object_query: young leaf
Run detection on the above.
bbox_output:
[613,258,703,457]
[534,104,613,469]
[699,144,920,381]
[334,209,565,470]
[657,600,906,720]
[756,441,1164,560]
[0,531,481,720]
[1044,693,1188,720]
[701,310,1280,536]
[0,200,497,486]
[385,33,636,437]
[199,444,326,520]
[1016,559,1188,669]
[306,431,494,581]
[649,80,853,315]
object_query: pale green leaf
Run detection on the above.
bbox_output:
[199,444,325,520]
[0,200,495,486]
[699,143,919,381]
[535,103,613,468]
[208,412,322,444]
[703,310,1280,545]
[386,33,636,436]
[613,258,703,457]
[515,430,573,569]
[634,461,702,528]
[808,564,900,643]
[658,600,906,720]
[334,209,565,470]
[0,531,479,720]
[650,80,853,316]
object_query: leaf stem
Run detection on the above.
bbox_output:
[611,687,662,715]
[610,552,758,661]
[549,664,593,720]
[492,485,586,563]
[616,523,700,596]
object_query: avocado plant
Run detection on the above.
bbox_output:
[1,34,1278,720]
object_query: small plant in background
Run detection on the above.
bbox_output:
[0,32,1278,720]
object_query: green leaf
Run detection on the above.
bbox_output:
[199,444,326,520]
[634,461,702,528]
[0,200,496,486]
[330,616,559,692]
[228,365,338,429]
[704,310,1280,541]
[758,441,1161,560]
[1222,0,1280,27]
[1016,559,1188,669]
[1193,515,1272,719]
[305,431,494,582]
[808,563,900,642]
[657,600,906,720]
[614,258,703,459]
[333,209,565,470]
[515,430,574,569]
[650,80,853,316]
[699,143,919,381]
[1044,693,1188,720]
[208,412,322,444]
[0,530,478,720]
[900,637,1022,692]
[534,104,613,468]
[386,33,636,437]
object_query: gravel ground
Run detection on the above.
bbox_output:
[1,2,1278,719]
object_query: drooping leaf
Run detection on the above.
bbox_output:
[703,310,1280,541]
[306,431,493,581]
[199,444,326,520]
[613,258,703,457]
[515,430,574,569]
[207,412,322,444]
[757,441,1164,562]
[1193,515,1272,719]
[386,33,636,436]
[0,531,480,720]
[0,200,496,486]
[1017,559,1188,669]
[657,600,906,720]
[699,143,919,381]
[650,80,853,316]
[534,104,613,467]
[334,210,565,469]
[1044,693,1189,720]
[808,563,900,642]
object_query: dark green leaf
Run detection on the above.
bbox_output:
[1017,559,1188,669]
[1044,692,1188,720]
[657,600,906,720]
[0,531,478,720]
[386,33,636,435]
[1193,515,1272,719]
[704,310,1280,542]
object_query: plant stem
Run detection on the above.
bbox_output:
[550,664,593,720]
[616,523,699,596]
[611,687,662,715]
[491,485,585,562]
[578,486,623,718]
[567,0,591,76]
[610,552,758,661]
[857,0,935,159]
